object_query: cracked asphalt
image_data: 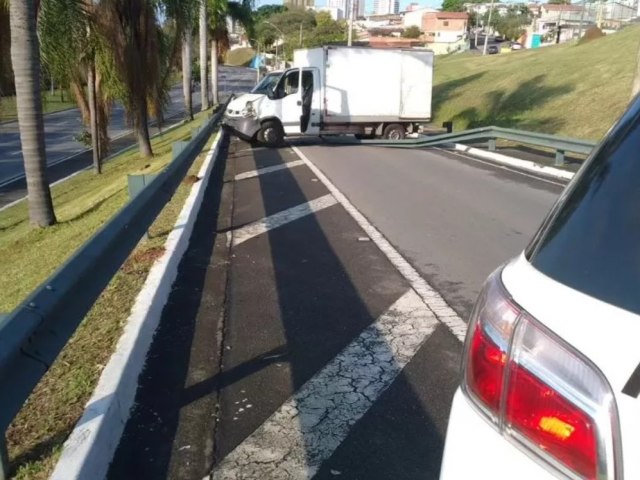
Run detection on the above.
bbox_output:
[107,135,564,479]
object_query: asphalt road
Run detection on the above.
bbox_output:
[109,133,562,480]
[0,66,256,187]
[296,142,562,317]
[107,138,564,479]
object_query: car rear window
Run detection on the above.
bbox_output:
[527,103,640,315]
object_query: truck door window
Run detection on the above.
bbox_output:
[275,70,299,98]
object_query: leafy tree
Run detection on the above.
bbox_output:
[442,0,465,12]
[254,3,286,21]
[492,6,531,41]
[8,0,56,226]
[548,0,571,4]
[402,25,421,38]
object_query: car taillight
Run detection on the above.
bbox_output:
[462,271,621,480]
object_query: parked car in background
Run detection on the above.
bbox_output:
[440,95,640,479]
[511,42,524,50]
[488,45,500,54]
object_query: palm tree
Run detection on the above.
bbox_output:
[208,0,254,106]
[39,0,111,174]
[182,27,194,120]
[160,0,199,120]
[96,0,162,158]
[199,0,210,110]
[9,0,56,226]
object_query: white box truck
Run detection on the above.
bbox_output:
[223,46,434,146]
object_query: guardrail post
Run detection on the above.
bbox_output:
[442,121,453,134]
[555,149,566,166]
[488,138,496,151]
[1,436,9,480]
[172,140,190,159]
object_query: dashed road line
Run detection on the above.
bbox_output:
[234,159,305,181]
[291,145,468,342]
[232,194,338,247]
[209,289,438,480]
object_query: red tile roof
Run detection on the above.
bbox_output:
[431,11,469,19]
[542,3,583,11]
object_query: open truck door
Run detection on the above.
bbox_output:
[275,68,320,136]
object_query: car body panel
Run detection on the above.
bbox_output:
[441,389,557,480]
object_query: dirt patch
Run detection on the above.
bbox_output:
[183,174,201,186]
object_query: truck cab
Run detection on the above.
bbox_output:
[223,67,321,147]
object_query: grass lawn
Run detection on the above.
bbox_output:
[225,47,256,67]
[433,25,640,140]
[0,90,76,122]
[0,111,217,479]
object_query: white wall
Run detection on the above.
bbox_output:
[403,7,437,27]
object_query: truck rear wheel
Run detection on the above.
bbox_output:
[383,124,406,140]
[259,120,284,148]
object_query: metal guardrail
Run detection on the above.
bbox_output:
[325,125,598,166]
[0,99,230,477]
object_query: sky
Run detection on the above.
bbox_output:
[254,0,444,14]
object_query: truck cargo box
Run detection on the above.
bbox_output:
[293,46,433,123]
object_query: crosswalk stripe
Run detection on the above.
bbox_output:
[234,160,306,181]
[210,289,438,479]
[232,194,338,247]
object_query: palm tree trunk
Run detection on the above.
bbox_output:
[136,101,153,158]
[9,0,56,227]
[182,29,194,120]
[87,63,101,174]
[211,38,219,106]
[199,0,209,110]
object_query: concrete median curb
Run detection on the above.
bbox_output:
[49,129,226,480]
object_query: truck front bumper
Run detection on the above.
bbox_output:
[222,115,261,141]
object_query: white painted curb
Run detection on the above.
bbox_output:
[453,143,575,181]
[49,129,226,480]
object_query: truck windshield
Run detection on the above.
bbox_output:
[527,100,640,315]
[251,72,282,95]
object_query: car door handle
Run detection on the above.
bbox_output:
[297,100,302,106]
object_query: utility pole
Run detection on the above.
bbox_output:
[299,23,303,46]
[577,0,587,40]
[482,0,495,55]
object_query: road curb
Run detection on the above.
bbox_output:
[49,129,226,480]
[453,143,575,181]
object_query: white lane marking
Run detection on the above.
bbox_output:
[210,289,438,479]
[292,146,468,342]
[234,159,305,181]
[232,194,337,247]
[436,147,567,187]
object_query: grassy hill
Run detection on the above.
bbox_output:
[433,26,640,140]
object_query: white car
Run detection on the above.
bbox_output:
[440,97,640,480]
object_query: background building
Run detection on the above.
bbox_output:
[326,0,364,19]
[403,6,438,28]
[374,0,399,15]
[284,0,315,8]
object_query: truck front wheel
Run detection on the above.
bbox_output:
[383,124,406,140]
[259,120,284,147]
